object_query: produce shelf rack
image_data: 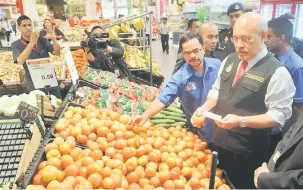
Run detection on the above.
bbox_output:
[0,121,31,188]
[101,11,155,86]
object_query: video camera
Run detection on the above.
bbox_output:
[81,30,109,51]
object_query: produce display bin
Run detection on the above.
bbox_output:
[21,138,86,188]
[130,70,164,88]
[0,121,31,188]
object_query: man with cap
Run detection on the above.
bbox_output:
[216,2,245,61]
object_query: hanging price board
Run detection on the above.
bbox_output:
[15,101,40,122]
[62,46,79,85]
[26,58,58,89]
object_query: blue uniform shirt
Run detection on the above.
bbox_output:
[157,57,221,142]
[278,48,303,104]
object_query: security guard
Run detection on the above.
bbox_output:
[216,2,245,61]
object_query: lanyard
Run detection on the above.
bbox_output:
[21,39,38,51]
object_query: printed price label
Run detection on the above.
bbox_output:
[62,46,79,85]
[15,101,40,122]
[26,58,58,89]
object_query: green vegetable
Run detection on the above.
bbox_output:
[170,122,186,127]
[164,107,183,114]
[160,110,183,117]
[151,113,166,119]
[161,116,187,122]
[154,124,172,128]
[150,119,176,124]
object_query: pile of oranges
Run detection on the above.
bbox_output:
[28,105,231,190]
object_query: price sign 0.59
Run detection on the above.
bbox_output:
[26,58,58,89]
[15,101,40,122]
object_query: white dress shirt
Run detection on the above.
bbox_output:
[159,23,170,35]
[208,47,295,126]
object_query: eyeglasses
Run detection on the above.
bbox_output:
[183,48,203,57]
[231,36,253,44]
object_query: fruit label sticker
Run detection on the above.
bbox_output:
[202,111,222,122]
[62,46,79,85]
[26,58,58,89]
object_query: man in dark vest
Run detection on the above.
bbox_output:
[191,12,295,189]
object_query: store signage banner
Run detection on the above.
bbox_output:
[26,58,58,89]
[160,0,169,16]
[62,46,79,85]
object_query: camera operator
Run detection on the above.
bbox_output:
[82,26,124,70]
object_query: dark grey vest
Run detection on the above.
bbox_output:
[213,52,283,153]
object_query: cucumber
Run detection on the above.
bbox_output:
[162,116,187,122]
[154,124,172,128]
[170,122,186,127]
[164,107,183,114]
[160,110,183,117]
[150,119,176,124]
[151,114,166,119]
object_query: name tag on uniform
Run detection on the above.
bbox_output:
[245,73,265,83]
[185,82,197,91]
[272,151,281,163]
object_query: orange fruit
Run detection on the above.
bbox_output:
[44,143,58,153]
[88,173,103,189]
[64,164,79,177]
[81,156,95,166]
[75,180,93,189]
[149,176,160,188]
[102,177,115,189]
[106,133,115,142]
[122,147,134,160]
[163,180,175,189]
[70,147,83,161]
[58,142,72,155]
[109,111,121,121]
[53,137,65,145]
[79,166,88,178]
[88,133,97,141]
[105,147,116,158]
[46,180,60,189]
[125,157,138,172]
[63,176,77,189]
[33,174,47,186]
[139,178,149,188]
[166,156,176,169]
[100,166,112,178]
[174,179,186,189]
[158,171,171,183]
[145,166,157,178]
[189,178,201,189]
[110,173,123,188]
[170,167,181,180]
[115,139,127,149]
[40,165,58,183]
[115,131,124,140]
[47,157,61,169]
[61,155,74,169]
[56,170,65,182]
[87,162,103,175]
[126,172,139,184]
[38,161,47,171]
[119,115,130,124]
[89,149,103,160]
[181,166,193,178]
[87,141,99,151]
[46,149,61,160]
[148,150,161,162]
[81,125,91,136]
[76,134,88,144]
[128,183,140,189]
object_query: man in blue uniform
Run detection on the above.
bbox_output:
[266,15,303,132]
[216,2,245,61]
[132,33,221,143]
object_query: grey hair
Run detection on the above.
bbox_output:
[241,12,268,34]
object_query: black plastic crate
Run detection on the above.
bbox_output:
[21,138,86,188]
[0,121,30,187]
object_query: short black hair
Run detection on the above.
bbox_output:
[187,18,199,29]
[179,33,204,51]
[268,16,293,44]
[91,25,104,33]
[17,15,31,26]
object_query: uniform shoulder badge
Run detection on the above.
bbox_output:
[225,36,229,41]
[235,4,240,9]
[226,63,233,72]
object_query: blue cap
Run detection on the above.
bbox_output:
[227,2,245,16]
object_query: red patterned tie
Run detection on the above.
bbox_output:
[232,61,247,86]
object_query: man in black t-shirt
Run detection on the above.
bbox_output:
[41,19,65,40]
[11,15,62,98]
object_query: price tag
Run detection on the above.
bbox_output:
[26,58,58,89]
[62,46,79,85]
[15,101,40,122]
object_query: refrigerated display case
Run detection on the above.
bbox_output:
[275,3,293,17]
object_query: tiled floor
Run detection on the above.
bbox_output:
[150,39,179,86]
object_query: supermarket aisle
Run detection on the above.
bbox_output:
[151,39,179,85]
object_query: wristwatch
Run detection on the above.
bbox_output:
[240,117,247,128]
